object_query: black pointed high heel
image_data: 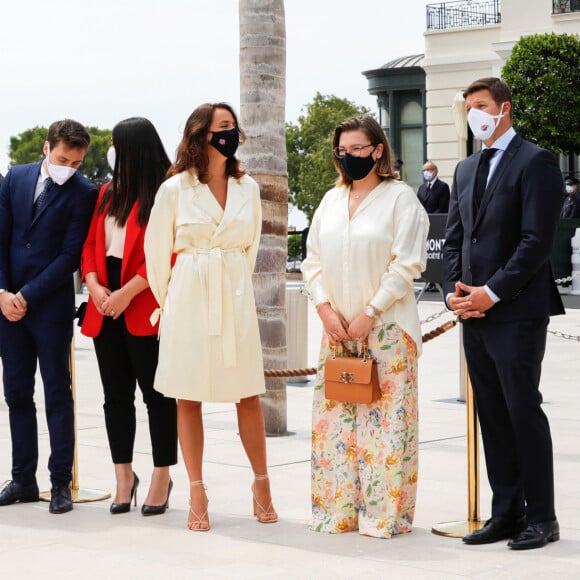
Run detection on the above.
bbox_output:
[141,479,173,516]
[110,472,139,514]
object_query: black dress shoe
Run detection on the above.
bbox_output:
[508,519,560,550]
[110,472,139,514]
[49,486,73,514]
[0,480,40,505]
[141,479,173,516]
[463,515,527,545]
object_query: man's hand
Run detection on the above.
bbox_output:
[447,281,492,319]
[0,291,28,322]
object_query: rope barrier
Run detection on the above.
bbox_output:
[264,317,458,378]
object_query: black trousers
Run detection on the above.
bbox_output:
[463,316,555,524]
[93,257,177,467]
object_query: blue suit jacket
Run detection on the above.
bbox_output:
[0,162,97,322]
[443,134,564,322]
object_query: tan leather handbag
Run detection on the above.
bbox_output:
[324,341,381,404]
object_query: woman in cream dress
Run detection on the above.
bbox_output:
[145,103,277,531]
[302,115,428,538]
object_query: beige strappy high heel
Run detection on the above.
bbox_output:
[188,480,210,531]
[252,474,278,524]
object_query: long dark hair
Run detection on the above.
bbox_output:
[99,117,170,226]
[167,102,246,182]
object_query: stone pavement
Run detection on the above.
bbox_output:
[0,294,579,579]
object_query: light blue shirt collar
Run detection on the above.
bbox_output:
[485,126,516,152]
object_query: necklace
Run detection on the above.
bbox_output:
[352,193,360,199]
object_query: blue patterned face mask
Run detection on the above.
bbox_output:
[209,128,239,158]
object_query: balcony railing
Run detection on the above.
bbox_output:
[553,0,580,13]
[426,0,501,31]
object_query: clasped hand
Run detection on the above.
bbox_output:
[0,291,28,322]
[317,303,375,344]
[448,281,494,319]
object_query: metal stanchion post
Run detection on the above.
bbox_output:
[40,336,111,503]
[432,368,484,537]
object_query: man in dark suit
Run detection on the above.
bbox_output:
[561,176,580,219]
[443,78,564,550]
[417,160,450,213]
[0,120,97,514]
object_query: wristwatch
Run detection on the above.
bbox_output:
[364,304,377,318]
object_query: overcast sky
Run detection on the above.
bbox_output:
[0,0,430,223]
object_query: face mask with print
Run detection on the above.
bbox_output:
[423,171,434,181]
[46,145,78,185]
[209,127,240,158]
[339,152,376,181]
[467,103,505,141]
[107,146,116,171]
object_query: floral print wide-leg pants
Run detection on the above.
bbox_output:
[311,323,418,538]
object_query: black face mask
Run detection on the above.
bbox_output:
[209,127,240,158]
[339,151,376,181]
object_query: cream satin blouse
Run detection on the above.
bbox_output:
[301,179,429,354]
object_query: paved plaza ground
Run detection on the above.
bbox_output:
[0,292,579,579]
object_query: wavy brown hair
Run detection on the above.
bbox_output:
[167,102,246,182]
[332,115,397,187]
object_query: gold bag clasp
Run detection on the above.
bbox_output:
[339,371,355,383]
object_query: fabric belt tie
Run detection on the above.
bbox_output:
[167,247,245,369]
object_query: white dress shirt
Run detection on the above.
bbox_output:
[301,179,429,353]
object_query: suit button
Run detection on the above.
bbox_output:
[471,238,477,244]
[26,243,31,248]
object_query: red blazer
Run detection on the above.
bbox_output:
[80,183,159,338]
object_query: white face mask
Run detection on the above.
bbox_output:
[46,145,77,185]
[566,185,576,195]
[423,171,434,181]
[467,103,505,141]
[107,146,116,171]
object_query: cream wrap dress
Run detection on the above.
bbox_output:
[144,171,265,402]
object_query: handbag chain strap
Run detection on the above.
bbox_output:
[331,340,371,362]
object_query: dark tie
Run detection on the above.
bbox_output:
[33,177,53,217]
[474,148,497,210]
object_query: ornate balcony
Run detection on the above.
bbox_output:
[553,0,580,13]
[426,0,501,31]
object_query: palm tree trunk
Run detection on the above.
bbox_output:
[239,0,288,435]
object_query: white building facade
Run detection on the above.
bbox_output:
[422,0,580,184]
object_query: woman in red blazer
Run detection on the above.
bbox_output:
[81,118,177,516]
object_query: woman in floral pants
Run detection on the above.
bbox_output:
[302,115,428,538]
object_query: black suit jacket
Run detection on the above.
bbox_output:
[417,178,450,213]
[0,162,97,322]
[561,193,580,218]
[443,134,564,322]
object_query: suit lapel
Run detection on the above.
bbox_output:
[25,163,42,225]
[461,154,480,229]
[32,182,62,225]
[474,136,522,229]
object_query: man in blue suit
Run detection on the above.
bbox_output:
[444,78,564,550]
[0,119,97,514]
